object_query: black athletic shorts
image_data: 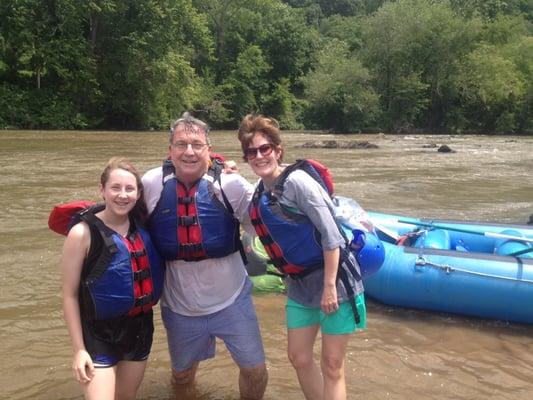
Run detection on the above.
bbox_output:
[82,309,154,367]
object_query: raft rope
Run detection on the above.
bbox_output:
[415,256,533,284]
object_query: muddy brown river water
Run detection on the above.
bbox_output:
[1,130,532,399]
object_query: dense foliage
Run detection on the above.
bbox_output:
[0,0,531,132]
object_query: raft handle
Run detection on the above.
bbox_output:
[414,256,533,283]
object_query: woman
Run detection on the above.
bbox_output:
[61,157,164,400]
[238,115,366,400]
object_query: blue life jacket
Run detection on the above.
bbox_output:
[250,159,363,322]
[251,180,325,275]
[148,159,241,261]
[250,159,345,275]
[78,207,164,320]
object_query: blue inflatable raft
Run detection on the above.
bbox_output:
[361,211,533,324]
[246,196,533,324]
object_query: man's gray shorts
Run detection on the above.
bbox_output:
[161,278,266,372]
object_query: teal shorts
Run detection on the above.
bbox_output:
[286,293,367,335]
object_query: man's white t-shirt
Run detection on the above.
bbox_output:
[142,167,253,316]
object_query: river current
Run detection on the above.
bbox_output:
[1,130,532,399]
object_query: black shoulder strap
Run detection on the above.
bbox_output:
[209,158,235,215]
[78,207,117,251]
[78,207,119,282]
[210,159,248,264]
[207,157,224,179]
[162,158,175,184]
[272,161,305,199]
[273,159,330,198]
[337,262,361,324]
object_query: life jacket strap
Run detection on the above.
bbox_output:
[134,293,154,308]
[337,248,362,324]
[213,165,248,265]
[178,215,198,226]
[178,196,194,204]
[133,268,152,282]
[270,257,287,270]
[131,249,147,259]
[287,263,321,279]
[258,235,275,246]
[179,243,204,254]
[79,209,119,284]
[250,217,263,226]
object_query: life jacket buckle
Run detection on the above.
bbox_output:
[134,294,154,307]
[178,215,198,226]
[133,269,151,282]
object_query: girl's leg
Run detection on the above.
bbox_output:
[82,366,116,400]
[114,360,148,400]
[321,333,350,400]
[287,325,322,400]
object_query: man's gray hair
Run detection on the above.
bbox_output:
[169,112,211,144]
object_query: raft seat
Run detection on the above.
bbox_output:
[494,229,532,257]
[413,229,451,250]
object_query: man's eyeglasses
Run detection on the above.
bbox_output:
[171,141,208,152]
[244,143,274,160]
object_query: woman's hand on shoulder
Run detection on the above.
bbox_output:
[223,160,239,174]
[72,349,95,384]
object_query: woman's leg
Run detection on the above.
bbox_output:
[287,325,322,400]
[321,333,350,400]
[82,367,116,400]
[114,360,147,400]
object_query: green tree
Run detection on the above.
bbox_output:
[318,0,364,17]
[0,0,97,128]
[445,13,532,131]
[319,15,363,51]
[302,39,379,131]
[90,0,212,128]
[452,42,530,131]
[510,37,533,130]
[480,14,530,45]
[450,0,533,21]
[361,0,480,130]
[219,45,271,122]
[263,78,303,129]
[193,0,317,126]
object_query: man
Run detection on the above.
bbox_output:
[142,112,268,399]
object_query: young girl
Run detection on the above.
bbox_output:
[61,157,164,399]
[238,115,366,400]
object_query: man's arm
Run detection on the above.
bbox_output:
[142,167,164,214]
[219,173,254,223]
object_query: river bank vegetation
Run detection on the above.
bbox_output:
[0,0,531,133]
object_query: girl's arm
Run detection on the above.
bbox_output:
[61,222,94,383]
